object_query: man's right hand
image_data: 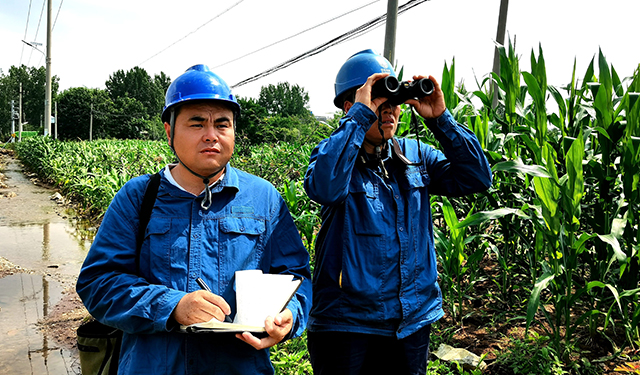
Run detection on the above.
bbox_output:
[354,72,391,114]
[171,290,231,325]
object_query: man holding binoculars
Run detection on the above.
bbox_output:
[304,49,493,374]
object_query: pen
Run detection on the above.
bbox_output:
[196,277,233,323]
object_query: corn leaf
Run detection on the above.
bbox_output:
[526,271,555,334]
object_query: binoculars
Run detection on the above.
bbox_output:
[371,76,434,106]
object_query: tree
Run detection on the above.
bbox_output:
[154,72,172,95]
[258,82,312,118]
[0,65,60,136]
[236,97,269,145]
[56,87,164,141]
[56,87,111,140]
[105,66,166,118]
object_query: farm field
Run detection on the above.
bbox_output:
[3,42,640,374]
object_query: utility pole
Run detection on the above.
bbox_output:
[11,101,16,142]
[492,0,509,108]
[383,0,398,65]
[19,83,23,142]
[54,101,58,139]
[45,0,52,136]
[89,103,93,141]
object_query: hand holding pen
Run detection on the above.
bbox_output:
[170,277,232,326]
[196,277,233,323]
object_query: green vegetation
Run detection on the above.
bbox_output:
[11,40,640,374]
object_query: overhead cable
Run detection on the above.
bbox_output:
[212,0,380,70]
[138,0,246,66]
[52,0,64,31]
[20,0,34,65]
[231,0,430,88]
[27,0,47,66]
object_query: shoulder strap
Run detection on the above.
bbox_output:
[135,172,161,273]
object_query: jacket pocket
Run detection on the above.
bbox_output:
[142,219,171,284]
[398,165,430,190]
[342,183,386,319]
[218,217,266,282]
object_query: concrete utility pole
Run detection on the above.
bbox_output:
[383,0,398,65]
[45,0,52,136]
[19,83,23,142]
[89,103,93,141]
[11,101,16,142]
[492,0,509,108]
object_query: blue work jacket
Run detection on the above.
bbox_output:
[76,165,312,375]
[304,103,492,339]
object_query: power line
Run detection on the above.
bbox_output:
[52,0,64,31]
[231,0,429,88]
[27,0,47,66]
[212,0,381,70]
[138,0,246,66]
[20,0,34,65]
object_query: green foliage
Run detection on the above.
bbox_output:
[0,65,60,136]
[494,337,569,375]
[237,84,334,147]
[9,41,640,374]
[56,86,164,141]
[269,332,312,375]
[105,66,167,118]
[258,82,311,118]
[14,136,172,216]
[426,359,484,375]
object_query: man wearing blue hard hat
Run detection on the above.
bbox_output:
[77,64,311,374]
[304,49,492,374]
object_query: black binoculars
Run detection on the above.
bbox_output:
[371,76,434,106]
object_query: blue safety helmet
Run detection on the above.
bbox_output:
[333,49,396,109]
[161,64,240,124]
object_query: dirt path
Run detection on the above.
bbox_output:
[0,148,88,353]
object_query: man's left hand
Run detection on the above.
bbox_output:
[405,75,447,119]
[235,308,294,350]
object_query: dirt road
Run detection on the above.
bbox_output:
[0,148,90,374]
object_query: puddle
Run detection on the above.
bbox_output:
[0,219,93,375]
[0,222,92,277]
[0,273,80,374]
[0,154,96,374]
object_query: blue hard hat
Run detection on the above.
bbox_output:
[162,64,240,123]
[333,49,396,108]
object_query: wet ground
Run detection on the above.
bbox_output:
[0,149,95,375]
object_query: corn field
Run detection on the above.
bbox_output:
[12,40,640,373]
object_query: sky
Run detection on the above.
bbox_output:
[1,0,639,117]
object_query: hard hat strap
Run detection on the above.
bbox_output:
[168,108,224,210]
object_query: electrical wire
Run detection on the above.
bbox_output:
[212,0,380,70]
[231,0,430,88]
[138,0,246,66]
[27,0,47,66]
[52,0,64,31]
[20,0,34,65]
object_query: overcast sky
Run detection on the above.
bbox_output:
[1,0,639,116]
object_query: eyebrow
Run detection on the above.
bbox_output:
[187,115,232,123]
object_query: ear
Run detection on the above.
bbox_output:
[343,100,353,114]
[164,122,171,144]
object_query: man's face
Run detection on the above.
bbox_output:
[165,102,235,177]
[364,102,400,145]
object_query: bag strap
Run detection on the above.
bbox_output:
[135,172,161,275]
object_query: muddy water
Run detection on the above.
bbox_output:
[1,155,94,375]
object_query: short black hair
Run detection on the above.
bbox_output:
[339,88,357,111]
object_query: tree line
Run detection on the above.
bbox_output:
[1,65,335,144]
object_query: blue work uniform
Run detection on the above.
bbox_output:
[77,165,312,375]
[304,103,492,339]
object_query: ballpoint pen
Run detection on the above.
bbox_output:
[196,277,233,323]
